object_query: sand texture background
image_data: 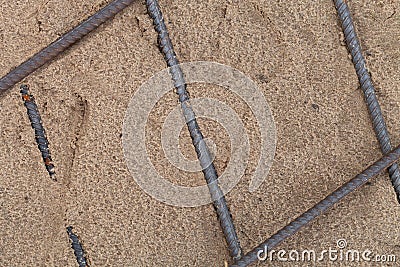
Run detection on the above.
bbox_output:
[0,0,399,266]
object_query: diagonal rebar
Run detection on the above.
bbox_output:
[67,226,90,267]
[334,0,400,202]
[145,0,242,260]
[0,0,136,94]
[231,144,400,267]
[20,84,56,181]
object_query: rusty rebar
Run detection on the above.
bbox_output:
[20,84,56,181]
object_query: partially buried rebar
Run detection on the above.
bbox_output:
[67,226,89,267]
[20,85,56,181]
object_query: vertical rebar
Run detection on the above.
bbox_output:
[334,0,400,202]
[20,85,56,181]
[146,0,242,260]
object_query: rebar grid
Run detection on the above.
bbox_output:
[1,0,398,266]
[231,144,400,267]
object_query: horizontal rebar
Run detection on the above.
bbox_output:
[146,0,242,260]
[334,0,400,202]
[231,144,400,267]
[0,0,136,94]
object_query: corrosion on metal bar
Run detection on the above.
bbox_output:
[67,227,90,267]
[231,144,400,267]
[0,0,135,94]
[334,0,400,202]
[146,0,242,260]
[20,84,56,181]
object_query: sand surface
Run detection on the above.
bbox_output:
[0,0,399,266]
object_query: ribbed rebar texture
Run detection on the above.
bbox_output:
[231,144,400,267]
[20,85,56,181]
[0,0,135,94]
[146,0,242,260]
[334,0,400,202]
[67,226,89,267]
